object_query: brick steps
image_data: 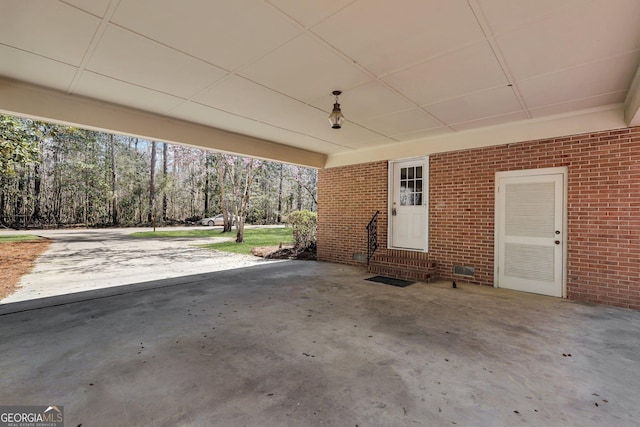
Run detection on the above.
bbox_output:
[368,251,436,283]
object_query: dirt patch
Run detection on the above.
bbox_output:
[250,244,295,258]
[251,244,316,261]
[0,239,51,300]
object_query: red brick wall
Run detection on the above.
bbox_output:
[318,127,640,310]
[317,161,388,264]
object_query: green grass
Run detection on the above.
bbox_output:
[199,227,293,255]
[130,226,294,255]
[0,234,44,243]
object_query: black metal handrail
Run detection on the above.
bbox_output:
[366,210,379,265]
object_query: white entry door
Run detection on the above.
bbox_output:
[389,158,428,251]
[495,168,566,297]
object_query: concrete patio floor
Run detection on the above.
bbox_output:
[0,261,638,427]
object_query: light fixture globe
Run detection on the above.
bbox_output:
[328,90,345,129]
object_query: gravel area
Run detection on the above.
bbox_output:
[1,227,284,303]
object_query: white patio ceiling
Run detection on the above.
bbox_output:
[1,0,640,168]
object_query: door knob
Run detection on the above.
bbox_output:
[554,240,560,245]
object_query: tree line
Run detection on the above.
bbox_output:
[0,115,317,241]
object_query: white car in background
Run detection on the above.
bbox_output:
[201,214,235,226]
[201,214,224,226]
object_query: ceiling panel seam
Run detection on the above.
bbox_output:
[164,31,311,116]
[304,26,451,131]
[0,43,74,68]
[466,0,531,119]
[516,48,640,84]
[264,0,359,31]
[67,0,122,94]
[184,98,353,150]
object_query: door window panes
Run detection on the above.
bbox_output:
[400,166,423,206]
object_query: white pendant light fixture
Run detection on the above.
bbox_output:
[328,90,345,129]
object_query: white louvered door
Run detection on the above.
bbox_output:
[496,170,565,297]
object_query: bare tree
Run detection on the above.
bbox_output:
[203,153,213,217]
[296,167,303,210]
[148,141,157,223]
[162,142,168,222]
[110,134,118,225]
[288,166,318,209]
[232,157,261,243]
[215,153,232,232]
[277,163,283,223]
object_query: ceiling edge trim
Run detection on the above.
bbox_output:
[624,63,640,127]
[324,104,627,168]
[0,77,326,168]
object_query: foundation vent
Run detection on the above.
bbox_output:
[352,253,367,263]
[453,265,475,276]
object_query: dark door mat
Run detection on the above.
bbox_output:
[365,276,415,288]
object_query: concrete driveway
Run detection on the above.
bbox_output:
[0,261,638,427]
[1,227,277,303]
